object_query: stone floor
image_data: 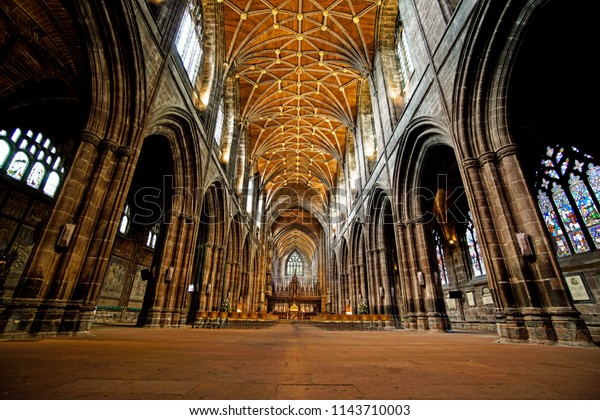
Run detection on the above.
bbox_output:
[1,322,599,400]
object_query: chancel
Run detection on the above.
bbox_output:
[0,0,599,354]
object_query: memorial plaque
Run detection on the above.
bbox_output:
[564,272,593,303]
[466,291,476,307]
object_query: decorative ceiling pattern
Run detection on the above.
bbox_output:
[221,0,381,205]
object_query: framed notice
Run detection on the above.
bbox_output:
[564,272,594,303]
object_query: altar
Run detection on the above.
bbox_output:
[267,273,322,318]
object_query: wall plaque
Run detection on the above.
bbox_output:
[564,272,594,303]
[466,291,476,307]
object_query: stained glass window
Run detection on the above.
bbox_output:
[1,129,65,197]
[175,1,204,83]
[7,151,29,180]
[286,250,303,276]
[465,211,486,277]
[433,228,449,285]
[552,183,589,253]
[569,174,600,248]
[535,145,600,256]
[588,164,600,204]
[26,162,46,189]
[538,190,571,257]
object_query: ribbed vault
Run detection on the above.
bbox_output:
[222,0,381,209]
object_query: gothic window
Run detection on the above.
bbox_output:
[395,17,414,91]
[7,151,29,180]
[0,128,65,198]
[119,204,131,235]
[146,223,160,249]
[433,227,449,285]
[214,100,225,146]
[465,211,486,277]
[245,175,254,214]
[536,145,600,256]
[175,0,204,83]
[0,140,10,167]
[286,250,303,276]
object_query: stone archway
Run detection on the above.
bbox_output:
[453,0,593,345]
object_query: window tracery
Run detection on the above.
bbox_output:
[395,17,414,91]
[286,250,303,276]
[536,145,600,257]
[119,204,131,235]
[465,211,486,277]
[0,128,65,198]
[146,223,160,249]
[175,0,204,83]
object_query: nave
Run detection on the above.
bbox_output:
[1,322,599,400]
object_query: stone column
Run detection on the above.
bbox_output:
[462,146,592,345]
[414,221,449,331]
[172,214,196,327]
[157,211,189,327]
[208,245,224,311]
[496,147,592,345]
[462,156,527,340]
[396,222,417,330]
[376,248,392,315]
[0,132,114,337]
[367,248,381,314]
[199,243,214,311]
[64,144,135,334]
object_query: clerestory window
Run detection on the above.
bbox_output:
[395,17,414,91]
[175,0,204,83]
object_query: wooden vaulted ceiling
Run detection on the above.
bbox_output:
[221,0,381,209]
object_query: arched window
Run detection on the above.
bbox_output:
[286,250,303,276]
[0,140,10,167]
[0,128,65,198]
[395,16,414,91]
[213,99,225,146]
[146,223,160,249]
[119,204,131,235]
[7,151,29,180]
[464,211,486,277]
[245,175,254,214]
[433,227,449,285]
[536,145,600,257]
[175,0,204,83]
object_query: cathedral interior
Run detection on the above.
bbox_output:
[0,0,599,352]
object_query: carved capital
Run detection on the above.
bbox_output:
[462,157,480,170]
[496,144,520,160]
[99,139,119,153]
[116,146,136,158]
[478,151,497,166]
[80,130,101,147]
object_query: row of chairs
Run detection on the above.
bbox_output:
[311,314,393,331]
[192,316,228,329]
[192,311,277,329]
